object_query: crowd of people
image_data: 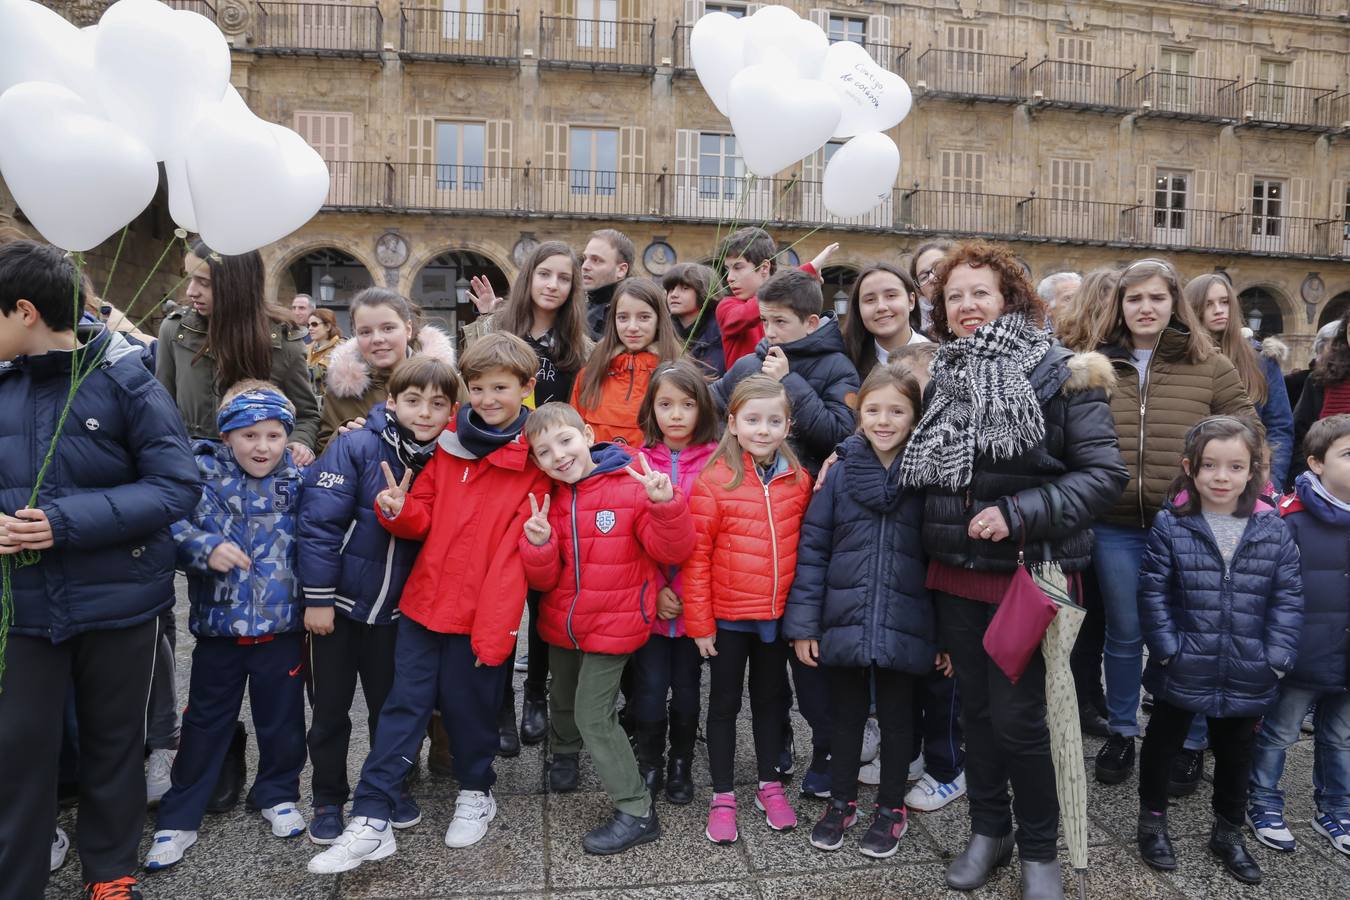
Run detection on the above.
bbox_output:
[0,224,1347,900]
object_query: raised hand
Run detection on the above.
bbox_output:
[760,345,789,382]
[469,275,500,314]
[524,492,552,546]
[809,242,840,273]
[626,453,674,503]
[207,541,252,573]
[376,461,412,519]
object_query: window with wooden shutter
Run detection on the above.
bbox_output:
[434,121,487,191]
[939,150,984,194]
[1152,169,1189,242]
[1287,176,1311,254]
[295,111,353,206]
[945,23,985,75]
[406,115,436,206]
[541,122,570,184]
[1335,179,1350,252]
[485,119,512,203]
[569,127,619,196]
[1045,158,1092,239]
[1054,35,1093,85]
[866,13,892,69]
[1156,48,1194,112]
[1250,176,1284,251]
[1048,158,1091,202]
[826,14,866,45]
[618,125,646,210]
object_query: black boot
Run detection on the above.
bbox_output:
[1136,810,1177,871]
[582,806,661,855]
[1094,734,1135,785]
[206,721,246,814]
[945,832,1014,890]
[1209,815,1263,884]
[1168,748,1204,797]
[634,719,667,799]
[665,712,697,805]
[1078,702,1109,738]
[498,697,520,758]
[520,684,548,745]
[549,753,579,792]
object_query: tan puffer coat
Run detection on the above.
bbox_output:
[1100,325,1255,528]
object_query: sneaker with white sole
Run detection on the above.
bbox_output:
[444,790,497,848]
[904,772,966,812]
[1246,807,1296,852]
[860,718,880,765]
[1313,812,1350,856]
[145,749,175,805]
[261,802,307,838]
[857,758,881,786]
[907,754,925,782]
[308,817,396,874]
[51,827,69,873]
[144,829,197,870]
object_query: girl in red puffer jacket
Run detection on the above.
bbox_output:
[683,375,813,845]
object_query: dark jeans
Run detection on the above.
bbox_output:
[157,633,307,831]
[305,615,398,807]
[1139,698,1258,823]
[0,619,158,898]
[503,591,548,711]
[632,632,702,722]
[787,650,834,753]
[910,669,964,782]
[938,593,1059,862]
[707,630,788,792]
[146,606,180,751]
[827,665,915,808]
[1070,566,1107,714]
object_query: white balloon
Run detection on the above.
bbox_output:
[728,63,841,178]
[0,82,158,251]
[184,100,330,255]
[822,132,900,219]
[95,0,230,160]
[742,9,828,80]
[0,0,101,103]
[165,157,198,233]
[820,41,913,138]
[689,12,746,117]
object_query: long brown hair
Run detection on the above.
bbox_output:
[1054,266,1121,353]
[309,307,342,342]
[929,241,1047,340]
[189,239,289,389]
[1168,415,1267,518]
[638,360,721,448]
[576,277,680,409]
[842,263,922,377]
[1102,258,1212,364]
[497,240,588,372]
[1185,274,1267,406]
[706,375,802,490]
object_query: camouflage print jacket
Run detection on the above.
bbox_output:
[172,441,304,638]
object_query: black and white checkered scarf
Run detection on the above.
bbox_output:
[898,313,1050,491]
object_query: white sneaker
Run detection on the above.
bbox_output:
[860,718,881,765]
[905,772,967,812]
[261,802,307,838]
[50,827,70,872]
[444,789,497,848]
[907,754,925,782]
[144,829,197,870]
[146,748,175,805]
[307,817,397,874]
[857,758,882,786]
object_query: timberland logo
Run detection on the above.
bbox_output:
[85,418,100,430]
[595,510,616,534]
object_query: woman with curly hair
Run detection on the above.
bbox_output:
[1294,316,1350,471]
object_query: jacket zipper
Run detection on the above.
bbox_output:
[1136,349,1157,528]
[763,476,781,616]
[870,512,888,660]
[624,355,637,401]
[638,581,650,624]
[667,450,680,639]
[566,485,582,649]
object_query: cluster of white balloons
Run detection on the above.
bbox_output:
[690,6,911,219]
[0,0,329,254]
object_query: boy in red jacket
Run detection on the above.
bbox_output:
[308,334,550,875]
[520,403,696,855]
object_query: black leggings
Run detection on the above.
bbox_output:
[827,665,915,808]
[632,633,701,722]
[706,631,787,793]
[503,591,548,713]
[1139,698,1258,823]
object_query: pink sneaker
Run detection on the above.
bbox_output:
[755,782,798,831]
[705,792,738,844]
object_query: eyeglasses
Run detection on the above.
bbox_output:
[917,269,936,286]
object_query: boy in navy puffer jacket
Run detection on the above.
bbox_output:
[1248,414,1350,856]
[146,383,309,871]
[298,355,461,842]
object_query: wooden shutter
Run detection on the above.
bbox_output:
[1242,54,1258,85]
[745,3,764,13]
[486,119,513,169]
[406,115,435,205]
[1193,48,1209,79]
[683,0,703,23]
[541,122,569,183]
[1331,178,1347,219]
[808,9,829,32]
[673,128,699,215]
[619,125,647,209]
[1289,176,1310,218]
[295,111,353,205]
[1332,177,1348,255]
[1137,164,1151,203]
[617,0,641,21]
[1288,175,1310,252]
[1234,173,1253,211]
[867,13,891,46]
[1290,58,1305,87]
[1194,169,1215,211]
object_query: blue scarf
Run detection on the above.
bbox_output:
[217,388,295,435]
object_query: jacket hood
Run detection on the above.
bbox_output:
[361,402,392,435]
[194,437,298,481]
[1259,336,1289,364]
[1025,345,1116,403]
[325,324,455,400]
[838,432,907,513]
[753,314,846,361]
[1292,471,1350,526]
[585,442,636,480]
[1,325,132,380]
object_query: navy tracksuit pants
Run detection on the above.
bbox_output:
[352,617,506,819]
[156,633,307,832]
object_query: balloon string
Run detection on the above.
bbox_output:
[681,171,759,357]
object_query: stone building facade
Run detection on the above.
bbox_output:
[9,0,1350,362]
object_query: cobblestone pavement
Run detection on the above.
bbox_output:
[46,586,1350,899]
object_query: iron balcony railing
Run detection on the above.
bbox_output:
[1135,71,1238,121]
[1233,82,1340,130]
[672,30,907,77]
[164,0,216,17]
[912,49,1027,102]
[673,24,692,71]
[1027,59,1135,110]
[1244,0,1321,15]
[399,7,519,61]
[539,16,655,71]
[320,162,1350,259]
[253,2,383,57]
[1327,93,1350,129]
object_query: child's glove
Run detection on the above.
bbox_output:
[524,493,552,546]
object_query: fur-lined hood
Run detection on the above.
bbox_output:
[1259,336,1289,364]
[324,325,456,400]
[1063,350,1116,396]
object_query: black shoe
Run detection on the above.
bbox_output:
[520,685,548,745]
[665,711,697,805]
[1137,813,1177,871]
[1168,748,1204,797]
[548,753,579,792]
[1140,691,1154,712]
[1209,816,1263,885]
[206,721,246,813]
[498,702,521,758]
[776,721,795,781]
[635,719,667,799]
[1078,702,1109,738]
[809,797,857,851]
[858,805,908,859]
[945,832,1014,890]
[582,807,661,854]
[1094,734,1135,785]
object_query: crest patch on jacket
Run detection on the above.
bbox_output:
[596,510,616,533]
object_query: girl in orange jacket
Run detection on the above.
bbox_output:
[682,375,813,844]
[571,277,681,447]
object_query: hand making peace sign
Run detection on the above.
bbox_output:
[626,453,674,504]
[375,461,412,519]
[524,493,552,546]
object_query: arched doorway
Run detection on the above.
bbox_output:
[819,265,860,320]
[285,248,376,334]
[411,250,510,344]
[1319,291,1350,329]
[1237,286,1286,339]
